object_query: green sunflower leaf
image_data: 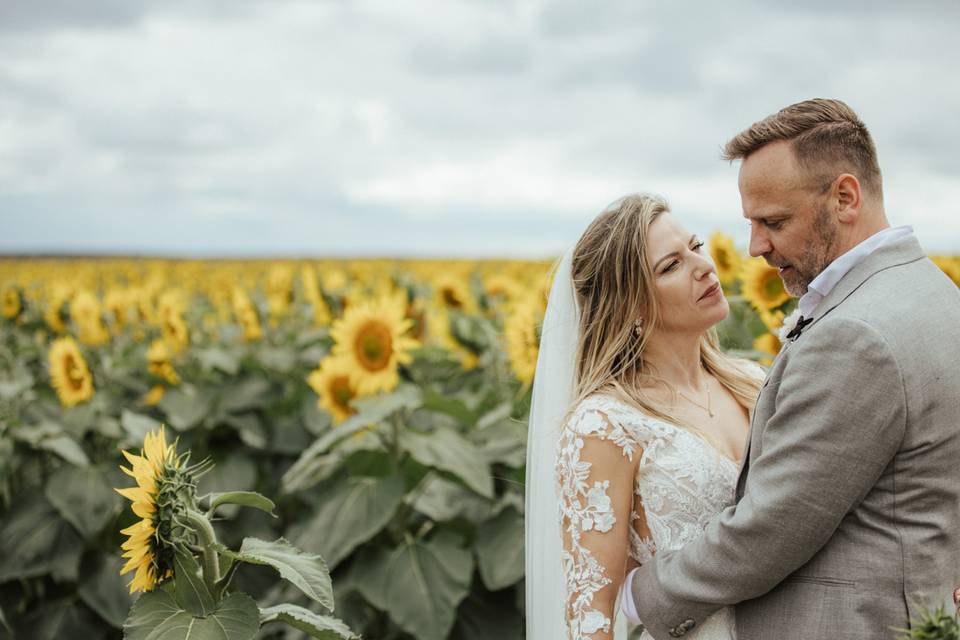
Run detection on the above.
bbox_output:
[77,552,135,629]
[259,604,359,640]
[123,589,258,640]
[474,506,525,590]
[39,434,90,466]
[173,550,216,617]
[349,530,472,640]
[0,492,83,583]
[195,346,240,375]
[401,427,493,498]
[289,473,405,570]
[218,538,333,612]
[208,491,277,517]
[45,463,122,540]
[158,386,213,431]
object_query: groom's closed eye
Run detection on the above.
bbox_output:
[748,217,786,230]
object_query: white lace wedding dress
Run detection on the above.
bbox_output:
[556,393,738,640]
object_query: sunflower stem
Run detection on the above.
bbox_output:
[389,411,402,472]
[184,508,220,589]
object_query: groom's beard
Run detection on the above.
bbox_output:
[778,203,839,297]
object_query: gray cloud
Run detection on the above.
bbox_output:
[0,0,958,258]
[0,0,145,31]
[0,0,270,32]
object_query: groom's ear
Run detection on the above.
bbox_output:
[834,173,862,224]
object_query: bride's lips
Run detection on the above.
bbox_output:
[698,282,721,302]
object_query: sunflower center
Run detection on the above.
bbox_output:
[64,354,86,391]
[354,321,393,371]
[330,376,356,413]
[763,273,784,299]
[442,288,463,309]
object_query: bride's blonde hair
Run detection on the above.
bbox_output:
[568,193,762,435]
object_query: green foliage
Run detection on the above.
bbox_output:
[289,474,406,569]
[219,537,334,611]
[259,603,359,640]
[350,531,474,640]
[474,506,524,591]
[0,289,545,640]
[208,491,277,518]
[896,605,960,640]
[124,590,260,640]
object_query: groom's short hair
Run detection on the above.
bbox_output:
[723,98,883,198]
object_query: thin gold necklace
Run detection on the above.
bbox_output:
[676,375,714,418]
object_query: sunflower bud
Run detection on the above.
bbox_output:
[116,426,212,593]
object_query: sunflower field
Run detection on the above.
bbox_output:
[0,240,957,639]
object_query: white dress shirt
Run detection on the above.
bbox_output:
[797,225,914,318]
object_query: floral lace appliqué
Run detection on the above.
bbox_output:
[555,393,741,640]
[556,397,645,639]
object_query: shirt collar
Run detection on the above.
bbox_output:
[798,225,913,318]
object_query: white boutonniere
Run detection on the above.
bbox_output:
[778,308,804,343]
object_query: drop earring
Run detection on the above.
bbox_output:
[634,319,643,336]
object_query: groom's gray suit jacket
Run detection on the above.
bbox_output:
[629,235,960,639]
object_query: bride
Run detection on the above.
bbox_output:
[525,193,764,639]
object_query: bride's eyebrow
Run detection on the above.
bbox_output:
[653,235,697,270]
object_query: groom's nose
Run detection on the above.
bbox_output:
[748,225,772,258]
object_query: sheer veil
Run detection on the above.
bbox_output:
[524,246,629,639]
[524,246,578,639]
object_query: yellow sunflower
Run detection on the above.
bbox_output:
[504,297,543,386]
[147,340,181,386]
[740,257,790,312]
[432,274,478,315]
[709,232,744,288]
[753,332,782,366]
[44,287,70,334]
[322,269,348,293]
[115,427,180,593]
[130,287,157,326]
[267,265,294,321]
[758,308,785,332]
[301,266,332,326]
[405,298,428,342]
[2,286,22,319]
[330,294,419,395]
[160,313,190,354]
[104,288,131,333]
[232,286,263,341]
[427,307,479,370]
[143,384,166,406]
[157,291,189,353]
[482,273,521,309]
[71,290,110,346]
[48,336,95,407]
[931,256,960,287]
[307,355,360,424]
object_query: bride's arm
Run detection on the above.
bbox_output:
[557,410,641,640]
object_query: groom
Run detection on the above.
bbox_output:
[622,99,960,639]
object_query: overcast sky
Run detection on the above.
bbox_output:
[1,0,958,258]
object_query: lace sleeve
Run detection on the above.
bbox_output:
[556,402,641,640]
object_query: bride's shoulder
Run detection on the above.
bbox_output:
[564,392,653,437]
